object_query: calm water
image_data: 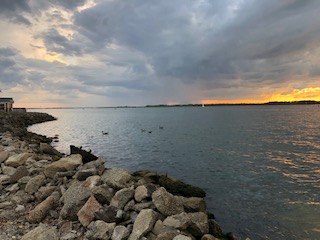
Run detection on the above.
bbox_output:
[28,106,320,239]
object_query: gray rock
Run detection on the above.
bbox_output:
[21,223,59,240]
[2,164,16,176]
[44,154,83,178]
[0,174,10,185]
[75,168,98,181]
[163,212,190,230]
[5,153,31,167]
[35,186,56,201]
[201,234,220,240]
[25,174,46,194]
[95,205,125,223]
[128,209,159,240]
[77,196,102,227]
[9,165,29,183]
[187,212,209,237]
[81,175,101,189]
[208,219,224,238]
[110,187,135,209]
[60,181,91,220]
[26,192,60,223]
[178,196,207,213]
[112,225,130,240]
[132,201,156,212]
[0,201,13,209]
[15,204,25,212]
[156,229,180,240]
[92,184,114,204]
[152,187,184,216]
[40,142,62,157]
[134,183,157,202]
[173,235,193,240]
[0,151,9,163]
[86,220,116,239]
[101,168,133,189]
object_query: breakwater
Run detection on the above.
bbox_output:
[0,112,240,240]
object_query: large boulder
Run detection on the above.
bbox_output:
[101,168,133,189]
[110,187,135,209]
[21,223,59,240]
[5,153,31,167]
[187,212,209,237]
[134,184,157,202]
[163,212,190,230]
[44,154,83,178]
[128,209,159,240]
[60,181,91,220]
[152,187,184,216]
[77,196,102,227]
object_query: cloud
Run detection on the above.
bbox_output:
[2,0,320,106]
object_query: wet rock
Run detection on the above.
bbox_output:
[21,223,59,240]
[60,181,91,220]
[112,225,130,240]
[110,187,135,209]
[9,165,29,183]
[152,187,184,216]
[40,143,62,157]
[5,153,31,167]
[187,212,209,237]
[128,209,159,240]
[225,232,238,240]
[208,219,224,238]
[77,196,102,227]
[134,183,157,202]
[101,168,133,189]
[70,145,98,164]
[44,154,83,178]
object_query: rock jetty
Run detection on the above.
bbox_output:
[0,112,241,240]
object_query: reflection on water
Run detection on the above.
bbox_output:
[28,105,320,240]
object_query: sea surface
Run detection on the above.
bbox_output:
[28,105,320,240]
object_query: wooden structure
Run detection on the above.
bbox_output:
[0,98,14,112]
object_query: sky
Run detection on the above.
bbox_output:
[1,0,320,108]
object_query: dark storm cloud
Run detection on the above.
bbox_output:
[72,0,320,90]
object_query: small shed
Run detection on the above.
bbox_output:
[0,98,14,112]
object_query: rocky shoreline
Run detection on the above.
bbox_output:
[0,111,243,240]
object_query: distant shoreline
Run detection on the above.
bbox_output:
[25,100,320,109]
